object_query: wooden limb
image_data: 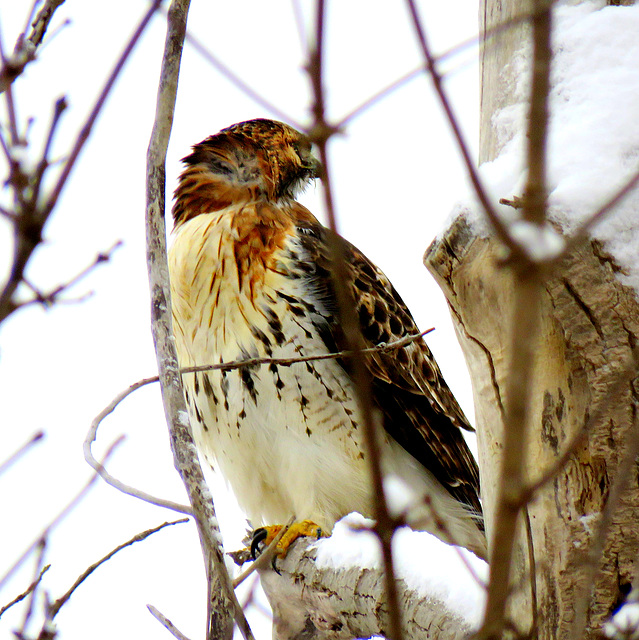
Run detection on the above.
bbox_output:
[148,605,193,640]
[425,214,639,639]
[258,537,478,640]
[145,2,253,639]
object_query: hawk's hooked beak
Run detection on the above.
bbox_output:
[308,155,324,180]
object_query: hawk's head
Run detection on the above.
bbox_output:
[173,119,321,226]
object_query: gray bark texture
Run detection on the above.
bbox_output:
[424,0,639,638]
[258,539,476,640]
[425,218,639,639]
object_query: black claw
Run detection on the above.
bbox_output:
[250,527,268,559]
[271,553,281,575]
[315,527,322,539]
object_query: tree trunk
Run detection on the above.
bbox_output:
[425,1,639,638]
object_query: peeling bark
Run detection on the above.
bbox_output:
[424,216,639,639]
[258,539,477,640]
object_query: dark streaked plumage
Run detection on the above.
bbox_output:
[169,118,486,558]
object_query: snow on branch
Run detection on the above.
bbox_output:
[258,514,487,640]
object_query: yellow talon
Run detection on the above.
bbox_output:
[251,519,326,559]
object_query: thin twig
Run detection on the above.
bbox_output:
[0,0,64,94]
[337,65,424,128]
[184,329,433,375]
[48,519,189,619]
[41,0,161,221]
[21,0,41,43]
[404,0,521,259]
[438,0,562,67]
[290,0,308,54]
[19,535,47,633]
[556,166,639,265]
[175,17,300,130]
[0,431,44,475]
[0,0,159,325]
[84,332,431,513]
[148,604,192,640]
[0,23,21,146]
[478,1,552,635]
[394,496,487,589]
[0,565,50,620]
[0,439,122,591]
[307,3,403,640]
[84,376,193,515]
[28,96,68,210]
[17,241,122,311]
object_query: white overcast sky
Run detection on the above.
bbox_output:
[0,1,481,638]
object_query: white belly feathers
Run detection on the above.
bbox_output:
[169,211,371,530]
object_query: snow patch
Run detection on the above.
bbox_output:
[313,513,487,627]
[509,220,566,261]
[383,474,416,518]
[604,594,639,640]
[457,2,639,293]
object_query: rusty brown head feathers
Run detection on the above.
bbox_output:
[172,119,321,226]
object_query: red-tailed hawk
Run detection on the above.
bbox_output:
[168,118,486,559]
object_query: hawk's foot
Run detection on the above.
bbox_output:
[251,519,325,560]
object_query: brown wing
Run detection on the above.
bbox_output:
[293,217,483,518]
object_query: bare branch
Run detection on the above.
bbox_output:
[0,431,44,475]
[184,330,433,376]
[0,565,50,620]
[84,376,193,515]
[145,1,253,639]
[48,519,189,620]
[84,332,431,512]
[16,241,122,311]
[28,0,66,48]
[41,0,162,221]
[0,0,160,325]
[479,1,552,634]
[337,65,424,128]
[176,17,300,130]
[148,604,192,640]
[522,1,552,226]
[19,533,47,634]
[558,166,639,262]
[290,0,308,54]
[404,0,521,259]
[307,3,403,638]
[0,0,65,95]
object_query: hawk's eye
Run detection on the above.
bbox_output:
[294,139,313,163]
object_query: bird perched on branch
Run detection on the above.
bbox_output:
[168,118,486,560]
